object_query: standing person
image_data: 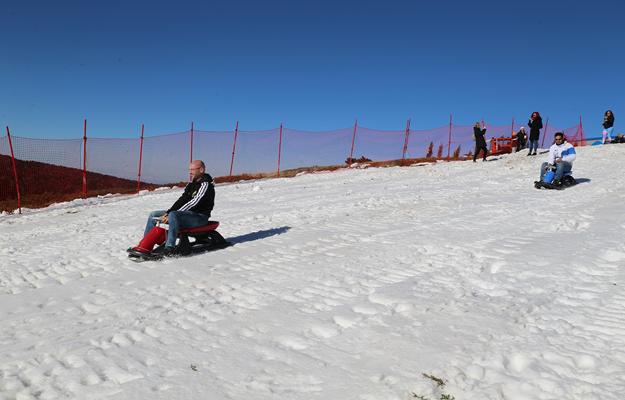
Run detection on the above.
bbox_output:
[473,122,488,162]
[130,160,215,257]
[516,127,527,152]
[602,110,615,144]
[527,111,543,156]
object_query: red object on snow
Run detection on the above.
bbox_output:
[131,221,221,254]
[179,221,220,234]
[134,226,167,253]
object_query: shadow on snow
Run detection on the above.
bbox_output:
[228,226,291,245]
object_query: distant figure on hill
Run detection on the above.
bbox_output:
[472,122,488,162]
[537,132,576,188]
[131,160,215,257]
[527,111,543,156]
[602,110,615,144]
[515,127,527,152]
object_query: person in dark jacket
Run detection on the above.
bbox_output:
[515,127,527,152]
[527,111,543,156]
[602,110,615,144]
[612,133,625,143]
[473,122,488,162]
[142,160,215,255]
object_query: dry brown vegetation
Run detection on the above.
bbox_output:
[0,155,159,212]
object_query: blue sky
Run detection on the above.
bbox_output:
[1,0,623,138]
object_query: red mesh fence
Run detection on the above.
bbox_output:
[352,126,406,161]
[230,128,281,176]
[0,119,588,213]
[10,135,83,169]
[405,125,451,159]
[566,124,586,147]
[282,127,354,170]
[9,136,84,208]
[86,137,141,182]
[503,121,585,149]
[542,124,584,147]
[485,123,516,139]
[450,125,476,158]
[0,135,18,206]
[193,129,236,178]
[83,136,148,196]
[140,131,191,184]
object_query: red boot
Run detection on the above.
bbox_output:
[132,226,167,253]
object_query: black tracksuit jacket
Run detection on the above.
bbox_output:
[167,173,215,217]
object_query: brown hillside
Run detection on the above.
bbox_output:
[0,155,159,212]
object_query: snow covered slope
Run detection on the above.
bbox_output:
[2,145,625,399]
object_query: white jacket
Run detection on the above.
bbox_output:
[546,141,576,165]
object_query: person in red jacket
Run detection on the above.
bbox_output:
[139,160,215,256]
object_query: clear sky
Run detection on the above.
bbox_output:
[1,0,623,138]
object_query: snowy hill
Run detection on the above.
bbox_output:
[2,145,625,400]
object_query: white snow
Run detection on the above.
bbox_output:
[2,145,625,399]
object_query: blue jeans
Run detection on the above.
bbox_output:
[540,161,572,182]
[144,210,209,248]
[528,139,539,153]
[603,127,614,143]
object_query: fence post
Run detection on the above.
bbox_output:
[401,118,411,164]
[137,124,144,193]
[82,119,87,198]
[277,123,283,177]
[447,114,453,160]
[349,119,358,166]
[189,122,194,181]
[229,121,239,177]
[6,127,21,214]
[510,117,515,150]
[571,118,580,146]
[541,117,549,148]
[190,121,194,163]
[579,114,584,146]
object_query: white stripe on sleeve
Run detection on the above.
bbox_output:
[179,182,208,211]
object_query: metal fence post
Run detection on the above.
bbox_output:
[6,126,21,214]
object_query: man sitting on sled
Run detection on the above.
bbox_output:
[131,160,215,257]
[536,132,577,189]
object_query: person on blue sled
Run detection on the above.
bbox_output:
[131,160,215,257]
[536,132,577,189]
